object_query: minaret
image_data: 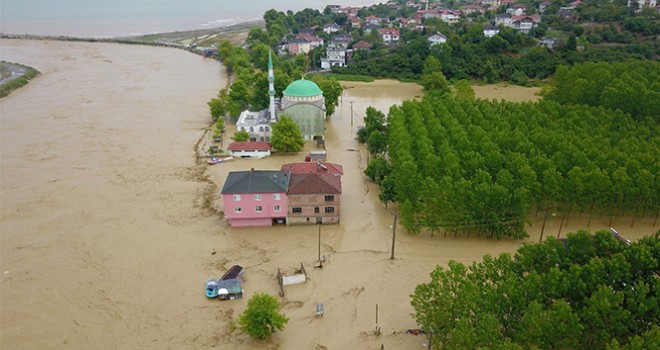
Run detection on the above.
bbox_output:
[268,51,276,122]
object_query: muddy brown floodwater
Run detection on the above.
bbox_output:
[1,40,656,350]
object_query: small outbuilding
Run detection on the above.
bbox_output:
[227,141,272,158]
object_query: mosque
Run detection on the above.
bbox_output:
[236,52,326,142]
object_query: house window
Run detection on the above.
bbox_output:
[265,127,269,132]
[324,195,334,202]
[325,207,335,214]
[254,194,262,201]
[273,194,281,200]
[234,207,242,213]
[292,207,302,214]
[255,206,263,213]
[274,205,281,212]
[314,207,320,213]
[233,195,241,201]
[259,127,264,132]
[249,127,254,132]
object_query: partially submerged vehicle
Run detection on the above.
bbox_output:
[216,278,244,300]
[206,279,220,298]
[206,265,245,299]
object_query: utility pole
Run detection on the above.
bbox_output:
[318,224,321,263]
[349,100,354,127]
[390,211,398,260]
[539,207,549,242]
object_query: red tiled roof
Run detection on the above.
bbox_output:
[380,28,400,35]
[227,141,272,151]
[512,15,541,21]
[353,40,372,49]
[281,162,344,175]
[288,173,342,194]
[296,33,323,43]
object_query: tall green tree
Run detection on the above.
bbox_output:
[270,115,304,152]
[421,56,450,94]
[208,88,229,121]
[238,293,289,340]
[311,76,344,117]
[232,129,250,142]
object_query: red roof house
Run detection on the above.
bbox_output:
[281,162,344,176]
[282,162,343,225]
[227,141,272,158]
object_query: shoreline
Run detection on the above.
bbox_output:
[0,19,263,49]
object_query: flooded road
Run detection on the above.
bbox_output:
[1,40,655,350]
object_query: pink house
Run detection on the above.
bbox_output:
[221,169,289,227]
[288,33,323,55]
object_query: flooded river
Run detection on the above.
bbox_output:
[1,39,655,350]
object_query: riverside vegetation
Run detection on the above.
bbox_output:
[0,61,40,98]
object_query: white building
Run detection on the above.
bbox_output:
[236,110,273,142]
[321,42,347,69]
[428,32,447,45]
[380,28,400,44]
[323,23,341,34]
[627,0,657,9]
[439,10,461,24]
[483,25,500,38]
[227,141,272,158]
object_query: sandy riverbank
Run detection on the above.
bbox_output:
[1,39,656,350]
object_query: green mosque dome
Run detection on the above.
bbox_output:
[283,79,323,97]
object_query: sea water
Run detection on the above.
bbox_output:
[0,0,379,38]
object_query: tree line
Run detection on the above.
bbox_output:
[544,60,659,122]
[411,230,660,349]
[364,61,658,238]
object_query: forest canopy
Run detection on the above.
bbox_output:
[411,230,660,350]
[381,95,658,238]
[544,60,660,122]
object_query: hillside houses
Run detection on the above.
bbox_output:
[495,13,541,34]
[462,5,487,15]
[288,33,323,55]
[268,1,633,76]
